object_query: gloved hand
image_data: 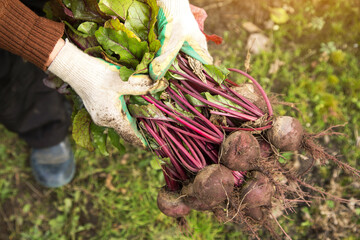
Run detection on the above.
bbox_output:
[149,0,213,81]
[48,39,167,146]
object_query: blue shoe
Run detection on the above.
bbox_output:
[30,137,75,188]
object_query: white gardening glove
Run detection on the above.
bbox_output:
[149,0,213,81]
[48,39,167,146]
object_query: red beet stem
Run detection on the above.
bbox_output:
[167,86,224,138]
[209,110,240,118]
[158,124,203,172]
[183,134,207,167]
[177,132,206,168]
[158,121,217,143]
[174,61,264,117]
[224,84,264,116]
[172,68,262,117]
[147,94,220,138]
[217,125,272,132]
[142,120,187,180]
[162,165,180,191]
[172,81,257,121]
[142,96,222,144]
[228,68,273,116]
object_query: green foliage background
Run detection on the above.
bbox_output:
[0,0,359,239]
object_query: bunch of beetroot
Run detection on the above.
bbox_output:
[129,53,360,238]
[45,1,359,237]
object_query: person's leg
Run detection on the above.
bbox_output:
[0,50,75,187]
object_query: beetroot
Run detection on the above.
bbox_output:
[181,183,213,211]
[180,182,194,196]
[193,165,235,207]
[184,195,213,211]
[220,131,261,172]
[240,171,274,221]
[267,116,304,152]
[258,138,273,158]
[157,187,191,218]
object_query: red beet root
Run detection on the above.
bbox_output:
[157,187,191,218]
[181,183,213,211]
[184,195,213,211]
[267,116,304,152]
[258,138,273,158]
[193,165,235,207]
[221,131,261,172]
[240,171,274,221]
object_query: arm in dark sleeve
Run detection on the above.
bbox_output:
[0,0,64,70]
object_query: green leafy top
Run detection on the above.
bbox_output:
[51,0,160,71]
[47,0,228,155]
[47,0,162,153]
[98,0,133,21]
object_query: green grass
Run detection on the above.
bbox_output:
[0,126,246,240]
[1,0,360,239]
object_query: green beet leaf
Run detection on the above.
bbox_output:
[204,92,243,113]
[63,0,71,8]
[203,64,230,85]
[167,59,187,80]
[164,102,195,118]
[67,0,105,22]
[108,129,126,155]
[150,156,163,170]
[64,21,89,38]
[128,104,167,119]
[218,65,231,77]
[72,109,94,151]
[84,46,105,58]
[90,123,109,156]
[104,18,141,42]
[95,26,148,68]
[137,122,159,149]
[98,0,133,21]
[44,1,68,20]
[185,94,206,107]
[64,21,99,50]
[144,0,161,53]
[78,22,98,35]
[149,34,161,54]
[129,95,149,105]
[70,89,84,114]
[135,52,154,74]
[125,1,151,42]
[119,66,135,81]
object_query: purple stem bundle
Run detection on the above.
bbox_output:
[135,55,273,190]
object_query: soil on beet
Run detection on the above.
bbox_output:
[193,165,235,207]
[266,116,304,152]
[220,131,261,172]
[157,187,191,218]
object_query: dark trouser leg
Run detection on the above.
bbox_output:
[0,50,70,148]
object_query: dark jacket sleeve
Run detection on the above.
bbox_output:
[0,0,64,70]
